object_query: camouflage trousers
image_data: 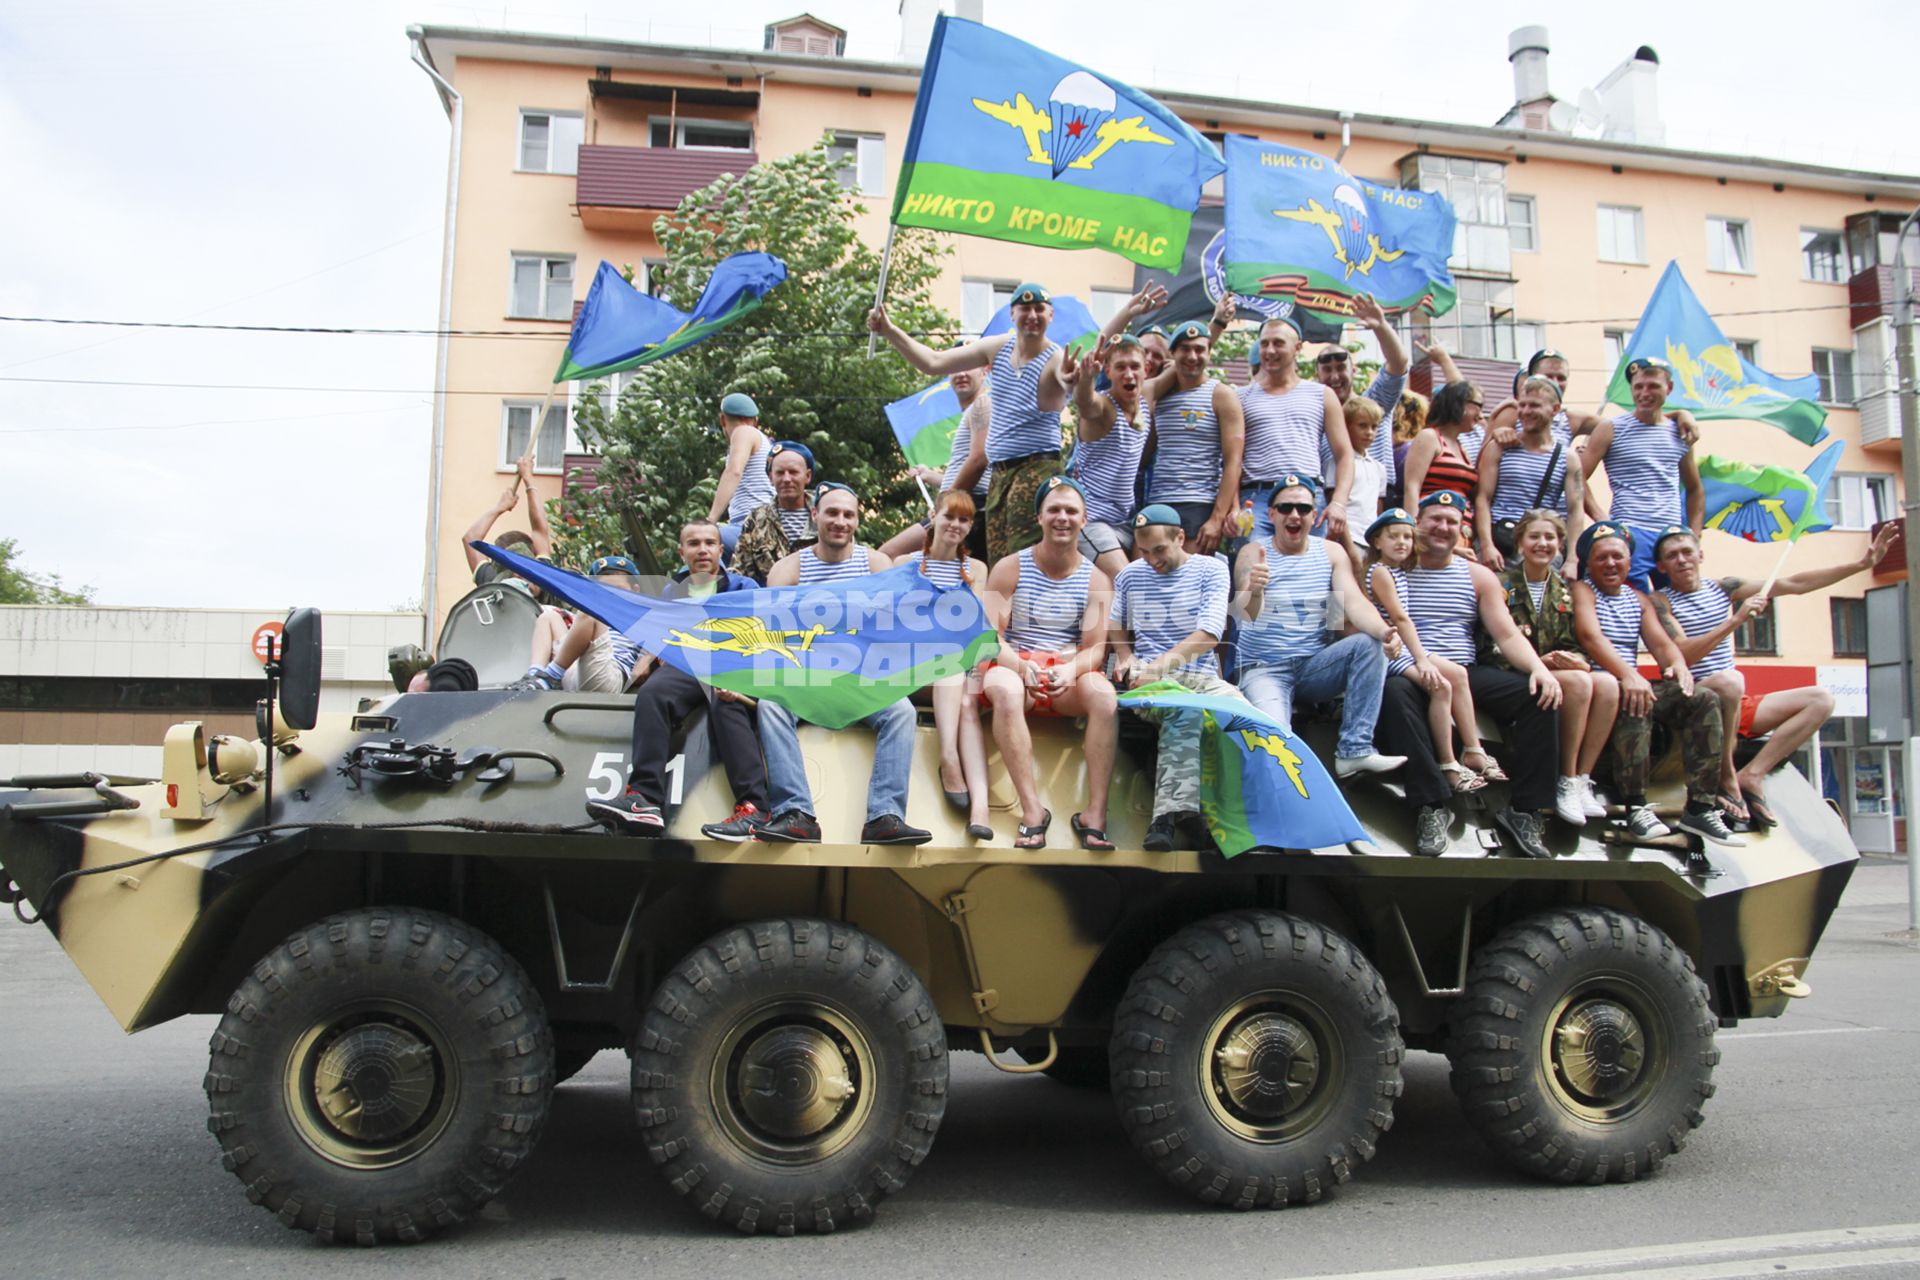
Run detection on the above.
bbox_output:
[1128,668,1250,819]
[1606,678,1723,804]
[984,451,1064,563]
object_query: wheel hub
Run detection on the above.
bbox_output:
[1553,998,1647,1103]
[734,1024,857,1139]
[710,1002,875,1165]
[1214,1013,1321,1118]
[286,1005,457,1169]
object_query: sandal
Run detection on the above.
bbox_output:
[1014,809,1051,850]
[1070,812,1116,851]
[966,822,994,841]
[1440,762,1486,794]
[1462,750,1509,784]
[1740,785,1778,830]
[1717,789,1751,825]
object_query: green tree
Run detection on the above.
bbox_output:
[0,537,93,606]
[557,140,957,569]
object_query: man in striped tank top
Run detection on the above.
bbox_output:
[1110,504,1247,851]
[1066,334,1150,580]
[752,484,930,847]
[981,477,1118,850]
[731,441,819,585]
[871,282,1161,562]
[1581,358,1705,589]
[1374,492,1566,859]
[706,393,774,559]
[1144,320,1246,553]
[1239,318,1349,544]
[1231,476,1405,778]
[1652,523,1895,830]
[1571,523,1740,851]
[1312,293,1409,480]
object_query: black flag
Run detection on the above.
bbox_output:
[1130,204,1342,343]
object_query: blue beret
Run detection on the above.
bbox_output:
[768,440,814,473]
[1036,474,1086,514]
[1365,508,1413,541]
[1418,490,1465,512]
[1010,282,1050,305]
[720,392,759,418]
[1133,503,1183,530]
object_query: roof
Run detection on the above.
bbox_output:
[766,12,847,36]
[406,24,1920,198]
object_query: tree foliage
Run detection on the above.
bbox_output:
[0,538,93,606]
[555,140,957,569]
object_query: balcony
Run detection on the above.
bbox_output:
[576,146,758,231]
[1846,264,1920,326]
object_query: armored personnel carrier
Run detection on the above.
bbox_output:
[0,609,1854,1242]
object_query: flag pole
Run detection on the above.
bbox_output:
[914,472,936,516]
[1757,538,1796,598]
[866,223,899,359]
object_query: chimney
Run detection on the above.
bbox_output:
[899,0,984,62]
[1509,26,1551,104]
[1596,45,1665,144]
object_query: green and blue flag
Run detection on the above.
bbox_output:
[552,253,788,383]
[1699,439,1846,543]
[477,545,998,729]
[890,16,1224,270]
[1119,684,1365,856]
[1604,261,1829,445]
[1222,136,1457,322]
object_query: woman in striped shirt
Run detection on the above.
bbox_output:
[1401,381,1485,552]
[981,477,1117,850]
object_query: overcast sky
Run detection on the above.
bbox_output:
[4,0,1916,613]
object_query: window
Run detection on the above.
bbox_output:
[1597,205,1644,263]
[1201,132,1227,200]
[1507,195,1538,252]
[1088,288,1134,329]
[826,132,886,196]
[1811,347,1855,405]
[1733,339,1758,363]
[642,259,670,300]
[509,254,574,320]
[518,111,582,174]
[1405,155,1509,273]
[1602,329,1629,370]
[1510,321,1544,358]
[650,118,752,151]
[1422,275,1519,360]
[1801,228,1845,283]
[570,370,642,447]
[1824,472,1895,530]
[502,402,567,473]
[961,279,1015,337]
[1707,217,1753,273]
[1831,598,1868,658]
[1733,609,1777,656]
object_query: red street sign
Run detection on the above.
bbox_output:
[251,621,284,665]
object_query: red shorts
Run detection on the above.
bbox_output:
[1738,693,1764,739]
[982,650,1073,716]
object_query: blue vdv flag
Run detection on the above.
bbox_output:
[1699,439,1847,543]
[1221,136,1458,322]
[980,293,1101,351]
[1118,684,1366,856]
[890,15,1224,269]
[477,546,999,729]
[1604,261,1828,444]
[553,252,788,382]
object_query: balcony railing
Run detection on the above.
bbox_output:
[576,145,757,227]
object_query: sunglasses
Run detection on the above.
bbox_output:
[1271,501,1315,516]
[1316,351,1350,364]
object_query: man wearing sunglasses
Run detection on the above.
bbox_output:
[1580,356,1705,589]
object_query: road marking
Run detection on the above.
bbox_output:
[1720,1025,1885,1041]
[1316,1223,1920,1280]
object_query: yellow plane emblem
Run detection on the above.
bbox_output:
[1706,496,1791,540]
[1238,729,1309,798]
[664,617,849,666]
[1271,199,1406,280]
[917,379,953,405]
[971,92,1174,171]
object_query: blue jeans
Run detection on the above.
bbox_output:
[1237,633,1388,759]
[758,698,914,822]
[719,522,742,557]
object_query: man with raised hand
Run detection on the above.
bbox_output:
[880,358,994,562]
[1313,293,1409,482]
[1581,356,1705,589]
[1064,334,1150,580]
[1240,318,1349,543]
[1142,320,1246,554]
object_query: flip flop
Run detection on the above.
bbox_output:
[1015,809,1051,850]
[1070,812,1116,851]
[1740,786,1778,830]
[1717,790,1751,825]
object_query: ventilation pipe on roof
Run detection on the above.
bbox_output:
[1509,26,1551,104]
[1596,45,1665,145]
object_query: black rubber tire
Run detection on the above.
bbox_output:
[1110,910,1403,1209]
[1015,1042,1110,1088]
[631,918,948,1235]
[553,1048,597,1084]
[204,907,553,1244]
[1447,906,1718,1184]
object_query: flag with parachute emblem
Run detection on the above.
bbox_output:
[889,16,1224,270]
[551,253,787,383]
[1604,261,1829,444]
[1699,439,1846,544]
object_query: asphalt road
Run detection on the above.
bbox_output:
[1,864,1915,1279]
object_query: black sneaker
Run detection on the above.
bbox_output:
[752,810,821,844]
[700,802,764,842]
[585,790,664,835]
[861,814,932,846]
[1677,803,1747,849]
[1414,805,1449,857]
[1494,807,1552,859]
[508,669,561,692]
[1143,813,1180,852]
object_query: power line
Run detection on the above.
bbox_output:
[0,401,424,436]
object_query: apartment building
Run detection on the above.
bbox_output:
[406,13,1918,849]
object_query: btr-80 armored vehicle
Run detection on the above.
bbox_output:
[0,609,1854,1242]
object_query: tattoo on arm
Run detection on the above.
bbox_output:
[1651,594,1684,642]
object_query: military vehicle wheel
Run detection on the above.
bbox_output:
[631,918,948,1235]
[1110,910,1403,1209]
[1015,1042,1109,1088]
[1447,906,1718,1183]
[204,907,553,1244]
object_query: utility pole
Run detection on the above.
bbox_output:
[1893,205,1920,930]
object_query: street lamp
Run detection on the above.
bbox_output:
[1893,203,1920,930]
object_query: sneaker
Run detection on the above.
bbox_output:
[1143,813,1180,853]
[1494,807,1552,859]
[861,814,932,846]
[585,790,664,835]
[700,802,764,842]
[1578,775,1608,820]
[752,810,821,844]
[1624,805,1671,839]
[1677,803,1747,849]
[508,669,561,692]
[1336,752,1408,778]
[1414,805,1449,857]
[1554,777,1588,827]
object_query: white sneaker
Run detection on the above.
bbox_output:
[1555,777,1587,827]
[1625,806,1671,839]
[1336,752,1408,778]
[1578,775,1608,820]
